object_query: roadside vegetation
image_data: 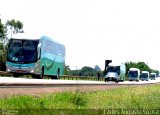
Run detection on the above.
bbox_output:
[0,84,160,110]
[0,19,23,71]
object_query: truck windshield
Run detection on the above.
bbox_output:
[141,73,148,78]
[129,71,138,77]
[107,66,120,75]
[7,39,39,63]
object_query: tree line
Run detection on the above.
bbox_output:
[0,19,23,39]
[64,61,159,78]
[64,65,102,77]
[125,61,159,75]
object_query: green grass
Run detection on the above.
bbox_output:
[86,85,160,109]
[0,84,160,110]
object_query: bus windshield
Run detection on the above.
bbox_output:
[107,66,120,75]
[141,73,148,78]
[7,39,39,63]
[129,71,138,77]
[150,75,155,78]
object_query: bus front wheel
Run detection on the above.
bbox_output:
[32,75,39,79]
[13,73,19,78]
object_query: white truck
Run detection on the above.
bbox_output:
[150,72,156,80]
[128,68,140,82]
[140,71,149,81]
[104,62,126,83]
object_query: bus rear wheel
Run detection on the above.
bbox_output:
[57,68,60,79]
[40,67,44,79]
[51,68,60,79]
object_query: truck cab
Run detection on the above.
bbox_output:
[104,62,126,83]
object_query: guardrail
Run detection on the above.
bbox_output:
[0,71,13,76]
[61,75,104,81]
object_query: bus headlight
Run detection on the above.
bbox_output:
[30,70,34,73]
[7,69,10,72]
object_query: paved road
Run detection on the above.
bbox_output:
[0,76,160,86]
[0,76,160,98]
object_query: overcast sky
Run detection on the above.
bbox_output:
[1,0,160,70]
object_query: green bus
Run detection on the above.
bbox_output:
[6,33,65,79]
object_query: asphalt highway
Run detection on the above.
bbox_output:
[0,76,160,87]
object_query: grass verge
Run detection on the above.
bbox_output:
[0,84,160,114]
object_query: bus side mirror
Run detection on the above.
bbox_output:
[37,43,41,59]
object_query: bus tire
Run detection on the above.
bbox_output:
[13,73,19,78]
[57,68,60,79]
[50,75,55,79]
[40,67,44,79]
[32,75,39,79]
[50,68,60,79]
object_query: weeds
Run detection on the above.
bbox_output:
[0,85,160,110]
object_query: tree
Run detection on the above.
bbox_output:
[70,70,81,76]
[137,62,150,72]
[94,65,101,72]
[80,66,97,77]
[0,20,5,39]
[0,19,24,64]
[64,65,71,75]
[16,20,23,33]
[6,19,23,36]
[0,20,7,63]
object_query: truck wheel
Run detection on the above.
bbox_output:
[105,78,107,82]
[105,78,108,82]
[116,79,119,83]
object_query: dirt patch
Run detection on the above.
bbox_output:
[0,83,159,98]
[0,85,127,98]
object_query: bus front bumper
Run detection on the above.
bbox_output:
[6,66,36,75]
